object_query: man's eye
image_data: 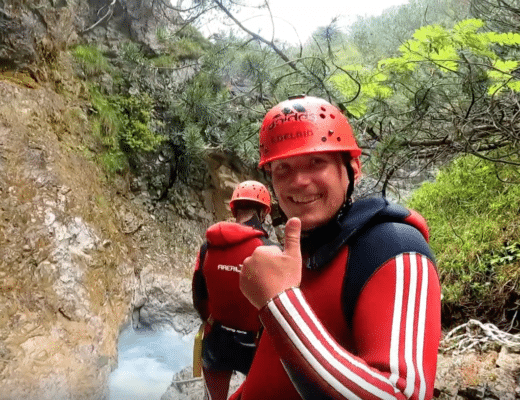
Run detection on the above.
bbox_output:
[273,165,289,177]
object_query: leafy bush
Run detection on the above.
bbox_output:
[407,153,520,328]
[100,150,127,174]
[88,86,165,172]
[114,94,165,152]
[119,42,147,65]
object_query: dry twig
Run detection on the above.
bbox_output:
[441,319,520,354]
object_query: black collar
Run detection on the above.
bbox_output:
[243,214,267,234]
[302,197,388,270]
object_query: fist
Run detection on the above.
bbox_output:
[240,218,303,309]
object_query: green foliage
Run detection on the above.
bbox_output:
[153,25,210,64]
[89,86,120,142]
[72,45,110,76]
[159,33,280,167]
[150,55,176,68]
[330,65,392,117]
[75,27,219,177]
[100,150,127,174]
[175,24,210,44]
[331,19,520,117]
[407,153,520,309]
[225,119,260,158]
[180,71,229,125]
[114,94,165,152]
[171,37,206,61]
[119,37,206,67]
[88,86,165,172]
[119,42,146,65]
[164,67,228,161]
[346,0,471,63]
[480,242,520,271]
[156,26,170,43]
[182,122,206,159]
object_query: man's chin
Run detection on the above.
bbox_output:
[284,209,324,231]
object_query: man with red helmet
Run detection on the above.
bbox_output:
[230,96,441,399]
[192,180,279,400]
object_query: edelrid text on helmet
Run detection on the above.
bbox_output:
[258,95,362,168]
[229,180,271,216]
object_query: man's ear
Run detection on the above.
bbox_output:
[350,158,362,182]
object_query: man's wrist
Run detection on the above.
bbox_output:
[259,286,300,313]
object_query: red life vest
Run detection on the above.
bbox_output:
[201,220,275,331]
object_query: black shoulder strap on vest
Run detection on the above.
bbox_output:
[193,242,209,310]
[342,220,434,327]
[198,241,208,271]
[342,225,380,327]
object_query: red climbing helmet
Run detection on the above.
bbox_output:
[258,95,362,168]
[229,180,271,216]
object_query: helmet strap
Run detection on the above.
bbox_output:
[345,159,355,204]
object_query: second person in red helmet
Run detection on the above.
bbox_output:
[192,180,279,400]
[231,95,441,400]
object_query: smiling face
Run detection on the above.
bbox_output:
[270,152,360,231]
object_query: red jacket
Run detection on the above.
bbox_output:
[193,217,277,331]
[233,198,441,400]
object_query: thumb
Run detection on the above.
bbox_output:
[283,217,302,259]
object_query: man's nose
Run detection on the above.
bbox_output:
[291,169,312,186]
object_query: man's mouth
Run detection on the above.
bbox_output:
[288,194,322,204]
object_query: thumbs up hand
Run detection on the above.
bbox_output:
[240,218,303,309]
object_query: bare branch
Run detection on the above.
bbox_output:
[212,0,298,71]
[82,0,116,33]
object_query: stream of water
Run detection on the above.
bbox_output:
[108,325,195,400]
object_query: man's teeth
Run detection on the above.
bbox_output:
[290,194,321,203]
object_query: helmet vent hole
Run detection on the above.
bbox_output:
[320,113,326,119]
[321,137,327,142]
[320,106,326,111]
[330,114,336,119]
[328,130,334,136]
[337,137,341,141]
